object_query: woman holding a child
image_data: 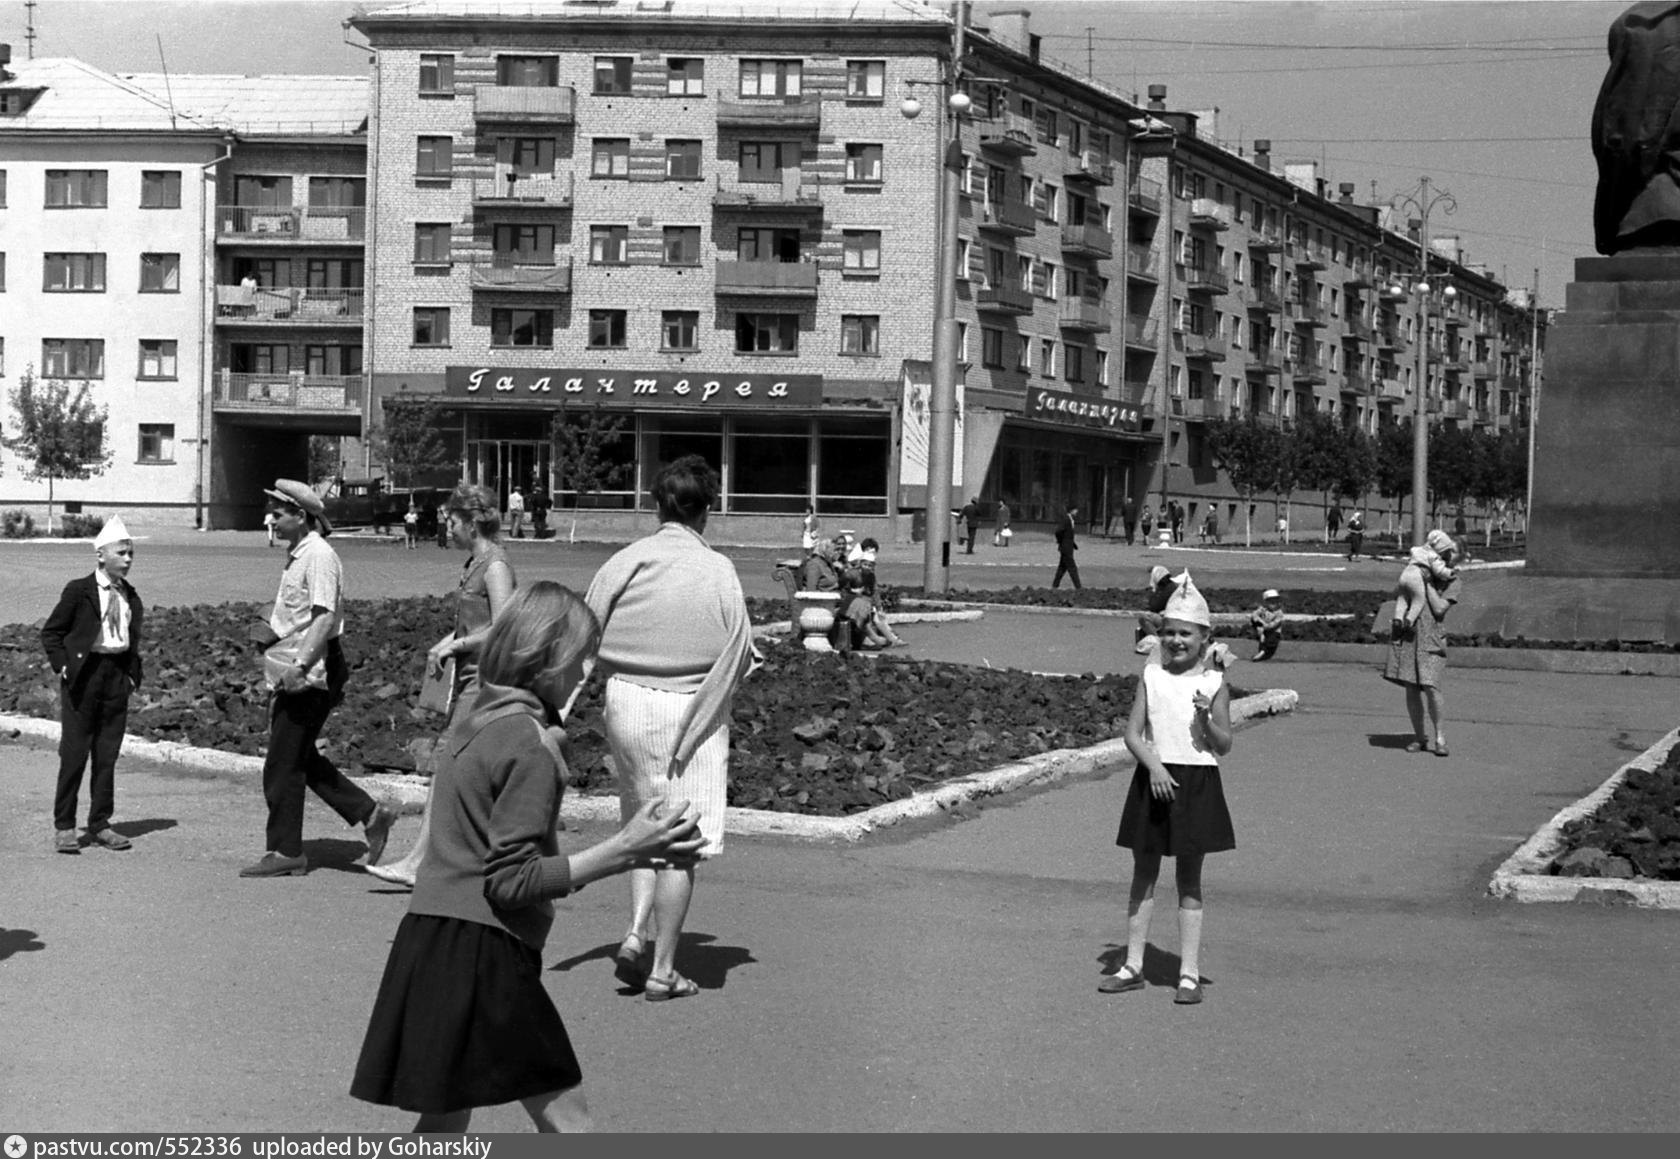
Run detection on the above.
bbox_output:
[1382,529,1462,757]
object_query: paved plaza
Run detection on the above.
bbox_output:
[2,532,1678,1131]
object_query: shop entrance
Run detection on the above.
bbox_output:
[467,440,550,511]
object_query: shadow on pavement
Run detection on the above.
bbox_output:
[0,927,48,962]
[1096,941,1204,988]
[1367,733,1426,750]
[551,931,756,992]
[302,836,376,873]
[112,818,179,839]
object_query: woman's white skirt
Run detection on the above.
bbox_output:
[605,676,729,858]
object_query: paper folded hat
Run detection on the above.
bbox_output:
[93,516,132,549]
[1161,572,1211,628]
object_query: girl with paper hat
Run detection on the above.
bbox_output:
[1103,571,1235,1006]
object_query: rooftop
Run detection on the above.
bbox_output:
[121,73,368,136]
[351,0,947,25]
[0,56,217,133]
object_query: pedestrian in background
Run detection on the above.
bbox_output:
[403,503,419,551]
[1326,504,1343,544]
[962,496,980,554]
[1383,529,1462,758]
[801,505,819,554]
[1204,507,1220,546]
[1140,505,1154,544]
[994,499,1012,548]
[264,509,277,549]
[1052,503,1082,590]
[1170,500,1186,544]
[41,517,144,854]
[1250,588,1284,661]
[241,480,397,878]
[1345,510,1365,560]
[507,486,526,539]
[1121,495,1137,546]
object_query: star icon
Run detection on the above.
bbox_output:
[5,1135,28,1159]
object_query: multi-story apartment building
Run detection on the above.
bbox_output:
[0,47,366,529]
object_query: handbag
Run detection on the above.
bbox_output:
[417,634,458,716]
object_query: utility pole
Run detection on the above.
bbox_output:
[1156,137,1176,527]
[1391,176,1456,547]
[1525,267,1540,527]
[25,0,39,58]
[1085,26,1094,78]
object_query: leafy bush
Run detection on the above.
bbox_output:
[1,510,35,539]
[53,513,104,539]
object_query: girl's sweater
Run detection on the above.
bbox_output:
[1143,662,1224,766]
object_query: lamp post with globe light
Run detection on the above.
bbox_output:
[1388,177,1456,547]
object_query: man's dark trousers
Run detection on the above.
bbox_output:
[55,654,130,832]
[262,643,375,858]
[1123,519,1137,546]
[1052,551,1082,590]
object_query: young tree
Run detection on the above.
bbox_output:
[1375,418,1414,541]
[1336,424,1378,524]
[549,404,632,542]
[367,396,455,489]
[1427,421,1478,523]
[308,435,343,487]
[1291,408,1347,541]
[2,368,112,534]
[1271,419,1300,542]
[1204,415,1280,546]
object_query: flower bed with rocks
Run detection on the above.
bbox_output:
[1547,741,1680,881]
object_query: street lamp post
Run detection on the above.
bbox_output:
[1389,177,1456,547]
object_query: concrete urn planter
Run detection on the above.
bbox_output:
[793,591,841,652]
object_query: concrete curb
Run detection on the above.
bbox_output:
[753,608,985,638]
[2,690,1299,843]
[1487,726,1680,908]
[1250,640,1680,676]
[897,598,1349,625]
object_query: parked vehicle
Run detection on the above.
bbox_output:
[321,478,442,534]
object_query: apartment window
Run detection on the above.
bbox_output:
[414,223,452,265]
[43,339,104,379]
[740,59,802,97]
[139,253,181,293]
[413,307,450,346]
[500,137,556,176]
[958,239,973,281]
[45,169,107,207]
[0,170,6,206]
[590,225,629,264]
[0,252,5,292]
[0,337,5,374]
[492,308,554,347]
[844,143,883,184]
[665,139,702,179]
[493,223,555,263]
[1015,332,1032,373]
[138,340,178,380]
[739,228,800,262]
[1034,106,1057,145]
[588,309,627,348]
[739,140,797,175]
[44,253,106,292]
[667,58,704,95]
[1041,261,1059,300]
[735,312,799,353]
[305,345,361,376]
[309,176,365,209]
[416,136,453,179]
[957,322,969,362]
[235,174,292,207]
[845,60,885,98]
[662,310,699,350]
[1068,119,1085,154]
[1096,349,1109,385]
[981,326,1005,369]
[500,56,559,86]
[1064,344,1085,383]
[842,230,881,272]
[1065,268,1085,299]
[1038,338,1056,377]
[663,226,701,265]
[840,314,880,355]
[418,53,454,94]
[137,424,175,464]
[591,138,630,178]
[594,56,633,95]
[140,170,181,208]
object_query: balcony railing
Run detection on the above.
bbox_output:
[469,257,574,293]
[1247,226,1284,252]
[1290,240,1328,270]
[1289,300,1327,327]
[1181,331,1228,361]
[1125,244,1159,279]
[1247,287,1282,313]
[1471,359,1496,379]
[474,84,576,123]
[713,171,823,210]
[979,111,1037,156]
[471,170,574,207]
[716,94,822,129]
[216,205,365,241]
[1248,347,1283,374]
[1439,398,1467,419]
[1344,259,1375,288]
[1057,295,1111,333]
[1288,357,1326,384]
[214,284,363,322]
[215,370,362,412]
[976,282,1035,315]
[1127,176,1162,215]
[713,259,819,296]
[1188,198,1231,230]
[1342,372,1370,395]
[1123,315,1158,348]
[1181,262,1229,294]
[1379,377,1407,400]
[1059,221,1113,259]
[1067,150,1114,185]
[1345,317,1376,343]
[976,198,1037,236]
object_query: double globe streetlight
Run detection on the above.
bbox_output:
[1388,177,1456,548]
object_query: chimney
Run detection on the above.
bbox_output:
[0,43,11,75]
[1253,138,1271,171]
[1147,84,1167,111]
[1338,182,1356,205]
[987,8,1033,57]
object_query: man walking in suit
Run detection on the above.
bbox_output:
[1052,503,1083,590]
[41,516,144,853]
[961,497,980,554]
[1121,495,1137,546]
[241,480,396,878]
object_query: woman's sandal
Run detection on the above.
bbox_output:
[1097,965,1145,994]
[643,972,699,1003]
[1174,975,1204,1005]
[1433,741,1450,758]
[614,933,652,988]
[1405,741,1428,754]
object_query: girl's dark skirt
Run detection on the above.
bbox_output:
[350,913,582,1114]
[1116,762,1236,857]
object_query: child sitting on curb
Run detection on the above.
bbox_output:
[1250,589,1284,661]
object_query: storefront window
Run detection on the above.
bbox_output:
[641,415,723,510]
[730,416,809,513]
[817,417,888,515]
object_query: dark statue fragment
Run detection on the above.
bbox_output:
[1593,2,1680,253]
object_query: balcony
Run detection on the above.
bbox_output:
[1058,295,1111,333]
[216,205,364,243]
[1379,377,1407,400]
[712,171,823,212]
[1172,395,1224,422]
[715,94,821,129]
[1181,262,1228,294]
[1494,412,1514,431]
[1125,244,1159,280]
[1441,308,1466,329]
[1290,240,1328,270]
[1471,359,1496,380]
[976,198,1037,236]
[1248,348,1283,375]
[1188,198,1231,230]
[979,111,1037,156]
[214,371,362,429]
[1288,357,1326,384]
[1345,317,1376,343]
[976,282,1034,315]
[469,257,574,294]
[1379,328,1411,353]
[1500,373,1525,391]
[1439,398,1467,420]
[1060,221,1113,259]
[1342,372,1370,396]
[471,170,574,208]
[1247,226,1284,253]
[714,259,819,296]
[1344,259,1375,288]
[1066,150,1114,185]
[474,84,576,123]
[1127,176,1162,216]
[1289,300,1327,328]
[1246,287,1283,313]
[214,285,363,324]
[1123,315,1159,350]
[1181,331,1227,362]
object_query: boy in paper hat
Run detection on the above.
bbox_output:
[40,516,144,853]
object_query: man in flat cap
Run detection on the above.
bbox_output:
[41,516,144,853]
[242,479,396,878]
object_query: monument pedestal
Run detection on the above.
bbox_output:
[1460,253,1680,642]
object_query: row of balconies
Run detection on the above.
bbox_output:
[214,369,362,412]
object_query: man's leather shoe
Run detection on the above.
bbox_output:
[363,805,399,866]
[239,852,308,877]
[87,828,132,850]
[55,829,81,854]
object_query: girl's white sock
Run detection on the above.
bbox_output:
[1125,897,1153,972]
[1178,906,1204,981]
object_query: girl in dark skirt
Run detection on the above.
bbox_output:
[1102,574,1234,1006]
[351,582,705,1132]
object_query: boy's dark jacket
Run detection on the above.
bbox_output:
[40,575,145,691]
